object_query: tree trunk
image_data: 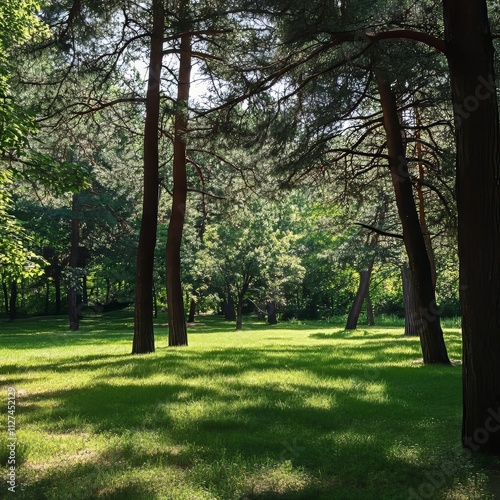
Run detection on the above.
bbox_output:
[188,296,196,323]
[415,106,437,289]
[225,287,236,321]
[402,264,422,336]
[443,0,500,453]
[82,275,88,306]
[267,301,278,324]
[54,267,61,315]
[68,200,80,331]
[236,300,243,330]
[9,281,17,321]
[45,280,50,315]
[2,281,8,316]
[366,292,375,326]
[166,4,191,347]
[132,0,164,354]
[375,67,450,364]
[346,260,374,330]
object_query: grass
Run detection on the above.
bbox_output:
[0,312,498,499]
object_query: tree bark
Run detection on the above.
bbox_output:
[132,0,164,354]
[2,281,8,316]
[235,280,250,331]
[9,281,17,321]
[346,260,374,330]
[236,300,243,330]
[375,67,450,364]
[225,287,236,321]
[402,263,422,336]
[68,198,80,331]
[267,301,278,325]
[166,2,191,347]
[366,292,375,326]
[54,266,61,315]
[188,296,196,323]
[443,0,500,453]
[415,107,437,289]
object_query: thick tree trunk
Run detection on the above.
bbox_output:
[225,287,236,321]
[346,260,374,330]
[9,281,17,321]
[375,68,450,364]
[443,0,500,453]
[132,0,164,354]
[267,301,278,325]
[68,202,80,331]
[402,264,422,336]
[166,5,191,347]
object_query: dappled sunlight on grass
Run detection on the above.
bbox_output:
[0,313,498,498]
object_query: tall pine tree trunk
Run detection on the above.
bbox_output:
[346,261,374,330]
[443,0,500,453]
[132,0,164,354]
[375,67,450,364]
[415,106,437,288]
[68,198,80,331]
[402,264,422,336]
[166,5,191,347]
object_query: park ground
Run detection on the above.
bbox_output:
[1,312,499,499]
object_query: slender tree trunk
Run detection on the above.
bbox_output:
[188,296,196,323]
[235,281,250,331]
[132,0,164,354]
[366,292,375,326]
[45,280,50,315]
[236,300,243,330]
[82,275,87,304]
[2,281,8,316]
[54,267,61,315]
[346,260,374,330]
[9,281,17,321]
[375,67,450,364]
[443,0,500,453]
[402,264,422,336]
[166,4,191,347]
[105,277,110,303]
[267,301,278,325]
[68,199,80,331]
[415,106,437,288]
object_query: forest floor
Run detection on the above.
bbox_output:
[0,312,498,499]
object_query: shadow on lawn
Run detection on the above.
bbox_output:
[2,316,489,499]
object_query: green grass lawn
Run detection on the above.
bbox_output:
[0,313,498,499]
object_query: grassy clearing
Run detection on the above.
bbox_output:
[0,312,498,499]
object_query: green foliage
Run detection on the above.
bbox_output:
[0,169,46,280]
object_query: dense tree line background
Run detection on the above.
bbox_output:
[1,0,500,452]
